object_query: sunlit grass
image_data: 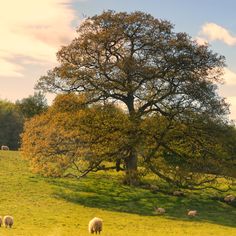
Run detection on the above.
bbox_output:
[0,150,235,235]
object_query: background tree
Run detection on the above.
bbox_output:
[0,100,23,150]
[36,11,232,186]
[16,92,48,119]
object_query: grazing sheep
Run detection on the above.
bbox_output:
[88,217,103,234]
[0,216,2,227]
[187,210,198,217]
[173,190,184,196]
[224,194,235,203]
[154,207,166,214]
[3,215,13,228]
[1,145,9,150]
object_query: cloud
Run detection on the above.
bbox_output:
[197,24,236,120]
[0,58,24,77]
[199,23,236,46]
[195,37,208,45]
[225,96,236,121]
[223,68,236,85]
[218,68,236,120]
[0,0,79,77]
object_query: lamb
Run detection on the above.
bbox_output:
[0,216,2,227]
[1,145,9,150]
[154,207,166,214]
[187,210,198,217]
[224,194,235,203]
[88,217,103,234]
[3,215,14,228]
[173,190,184,196]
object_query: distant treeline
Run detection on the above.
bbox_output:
[0,92,48,150]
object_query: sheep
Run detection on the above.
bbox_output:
[187,210,198,217]
[224,194,235,203]
[88,217,103,234]
[173,190,184,196]
[1,145,9,151]
[3,215,14,228]
[154,207,166,215]
[0,216,2,227]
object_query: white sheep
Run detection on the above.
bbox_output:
[3,215,14,228]
[173,190,184,196]
[154,207,166,214]
[224,194,235,203]
[0,216,2,227]
[1,145,9,151]
[187,210,198,217]
[88,217,103,234]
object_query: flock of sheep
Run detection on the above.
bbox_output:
[154,193,235,217]
[0,215,101,233]
[0,194,233,234]
[0,193,234,234]
[0,146,235,234]
[88,193,235,234]
[154,207,198,216]
[154,207,198,217]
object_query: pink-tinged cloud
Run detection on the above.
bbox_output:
[0,0,79,77]
[0,58,24,77]
[223,68,236,85]
[225,96,236,121]
[195,37,208,45]
[199,23,236,46]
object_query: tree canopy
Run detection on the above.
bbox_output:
[21,94,130,178]
[32,11,235,187]
[37,11,227,119]
[0,100,23,150]
[16,92,48,119]
[21,93,236,189]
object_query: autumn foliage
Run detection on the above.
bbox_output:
[21,93,236,190]
[21,94,130,177]
[24,11,236,188]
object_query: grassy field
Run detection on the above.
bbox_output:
[0,151,235,236]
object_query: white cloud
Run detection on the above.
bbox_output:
[197,24,236,120]
[0,0,79,77]
[199,23,236,46]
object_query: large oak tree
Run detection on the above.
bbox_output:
[35,11,234,186]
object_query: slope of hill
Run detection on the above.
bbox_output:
[0,151,235,236]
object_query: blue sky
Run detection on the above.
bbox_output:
[73,0,236,66]
[1,0,236,119]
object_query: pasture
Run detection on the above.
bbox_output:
[0,150,235,235]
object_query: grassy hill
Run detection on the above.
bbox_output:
[0,151,235,236]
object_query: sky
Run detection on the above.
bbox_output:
[1,0,236,120]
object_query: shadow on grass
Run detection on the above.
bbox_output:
[47,173,236,228]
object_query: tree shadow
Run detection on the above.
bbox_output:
[47,173,236,228]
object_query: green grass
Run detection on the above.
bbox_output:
[0,150,235,235]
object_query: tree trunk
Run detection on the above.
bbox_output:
[123,149,140,186]
[123,92,140,185]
